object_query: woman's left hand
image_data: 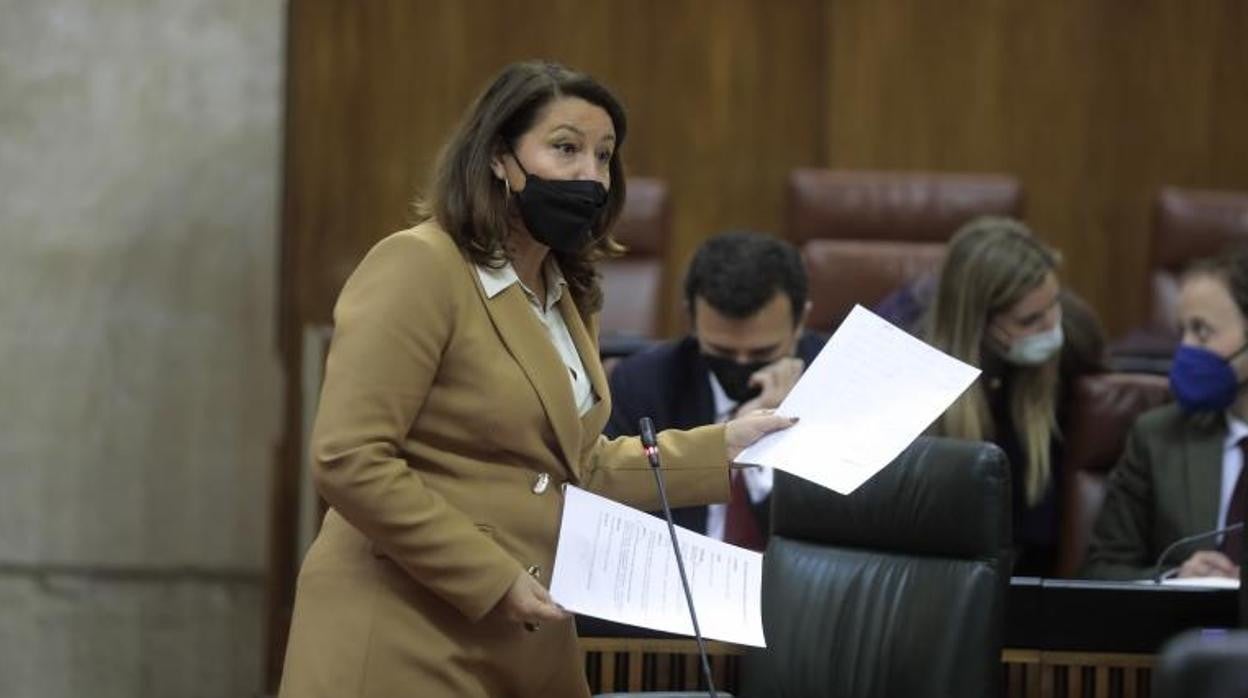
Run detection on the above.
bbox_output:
[724,410,799,462]
[490,569,570,632]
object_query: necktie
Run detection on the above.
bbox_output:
[723,470,765,551]
[1221,439,1248,564]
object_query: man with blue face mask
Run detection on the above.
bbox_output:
[1084,249,1248,580]
[602,231,826,549]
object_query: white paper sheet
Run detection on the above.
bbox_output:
[736,304,980,494]
[1133,576,1242,590]
[550,485,766,647]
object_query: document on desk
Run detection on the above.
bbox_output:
[550,485,766,647]
[736,304,980,494]
[1140,577,1241,590]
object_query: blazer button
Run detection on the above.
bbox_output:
[527,565,542,580]
[532,472,551,495]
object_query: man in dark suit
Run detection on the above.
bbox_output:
[1082,251,1248,581]
[606,231,826,549]
[1081,405,1240,580]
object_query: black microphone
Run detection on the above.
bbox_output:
[639,417,719,698]
[640,416,661,469]
[1152,522,1244,583]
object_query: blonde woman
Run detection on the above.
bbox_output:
[924,217,1105,576]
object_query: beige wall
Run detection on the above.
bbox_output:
[0,2,282,696]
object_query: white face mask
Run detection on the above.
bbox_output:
[1000,324,1064,366]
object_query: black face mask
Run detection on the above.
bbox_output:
[510,154,608,254]
[703,354,769,404]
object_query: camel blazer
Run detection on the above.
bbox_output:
[1081,404,1226,580]
[279,223,729,698]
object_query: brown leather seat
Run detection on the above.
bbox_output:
[1113,187,1248,362]
[1055,372,1171,577]
[1145,186,1248,337]
[802,240,946,331]
[786,169,1024,331]
[600,177,670,344]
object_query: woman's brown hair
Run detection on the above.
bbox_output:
[415,61,628,312]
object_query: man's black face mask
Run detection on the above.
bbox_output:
[702,354,768,403]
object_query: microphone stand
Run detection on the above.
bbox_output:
[640,417,718,698]
[1238,541,1248,629]
[1241,539,1248,627]
[1152,522,1244,583]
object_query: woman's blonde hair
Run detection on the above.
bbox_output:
[926,216,1061,505]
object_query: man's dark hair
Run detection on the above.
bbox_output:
[1184,244,1248,325]
[683,231,807,325]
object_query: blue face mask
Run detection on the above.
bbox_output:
[1169,343,1248,413]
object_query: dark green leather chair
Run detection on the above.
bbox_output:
[1154,630,1248,698]
[739,436,1012,698]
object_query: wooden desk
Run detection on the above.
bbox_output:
[577,640,1154,697]
[577,579,1238,697]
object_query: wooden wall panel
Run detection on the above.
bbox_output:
[284,0,825,331]
[602,0,828,330]
[824,0,1248,336]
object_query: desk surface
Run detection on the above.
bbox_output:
[579,577,1241,654]
[1004,577,1238,653]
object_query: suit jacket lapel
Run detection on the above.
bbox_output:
[471,270,581,475]
[1183,414,1225,534]
[559,292,608,477]
[682,350,717,429]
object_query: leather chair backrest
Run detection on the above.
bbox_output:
[742,437,1011,698]
[786,169,1022,331]
[786,169,1023,244]
[802,240,946,331]
[1055,372,1171,577]
[600,178,670,339]
[1154,629,1248,698]
[1147,186,1248,335]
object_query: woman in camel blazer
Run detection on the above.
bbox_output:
[278,62,794,698]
